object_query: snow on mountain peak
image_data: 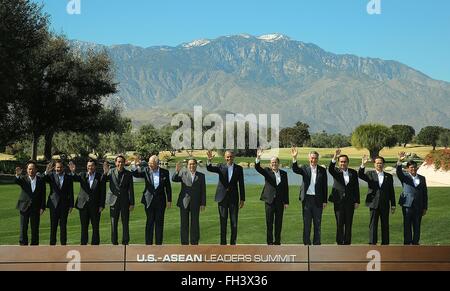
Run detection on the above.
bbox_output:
[182,39,211,48]
[257,34,289,42]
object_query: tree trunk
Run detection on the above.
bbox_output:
[44,131,54,161]
[369,148,381,161]
[403,143,407,147]
[31,132,39,161]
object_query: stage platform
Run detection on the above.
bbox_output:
[0,245,449,271]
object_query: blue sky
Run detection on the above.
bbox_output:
[36,0,450,82]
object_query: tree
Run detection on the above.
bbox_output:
[0,0,49,147]
[351,124,397,159]
[437,129,450,149]
[136,125,169,159]
[417,126,446,151]
[280,122,310,147]
[391,125,415,147]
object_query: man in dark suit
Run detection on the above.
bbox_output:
[172,159,206,245]
[255,149,289,245]
[132,155,172,245]
[43,160,74,245]
[14,161,46,246]
[206,150,245,245]
[328,149,360,245]
[396,152,428,245]
[358,155,396,245]
[103,155,135,245]
[291,148,328,245]
[69,159,105,245]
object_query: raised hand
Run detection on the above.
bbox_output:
[257,148,264,159]
[175,162,182,173]
[398,151,406,161]
[68,161,76,173]
[15,167,22,176]
[362,155,370,166]
[45,162,54,173]
[103,161,110,175]
[206,150,215,161]
[334,148,342,160]
[291,147,298,159]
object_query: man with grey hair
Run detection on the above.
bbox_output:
[291,148,328,245]
[255,149,289,245]
[207,150,245,245]
[132,155,172,245]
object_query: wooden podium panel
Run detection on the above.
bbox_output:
[125,245,309,271]
[309,246,450,271]
[0,246,125,271]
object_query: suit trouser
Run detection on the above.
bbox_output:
[49,205,69,245]
[369,208,390,245]
[79,202,101,245]
[334,202,355,245]
[302,195,323,245]
[145,203,166,245]
[402,206,422,245]
[19,208,41,246]
[218,196,239,245]
[265,197,284,245]
[180,206,200,245]
[110,200,130,245]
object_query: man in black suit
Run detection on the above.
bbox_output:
[69,159,105,245]
[14,161,46,246]
[206,150,245,245]
[291,148,328,245]
[396,152,428,245]
[358,155,396,245]
[43,160,74,245]
[172,159,206,245]
[103,155,135,245]
[132,155,172,245]
[255,149,289,245]
[328,149,360,245]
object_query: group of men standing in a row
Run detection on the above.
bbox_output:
[14,148,428,246]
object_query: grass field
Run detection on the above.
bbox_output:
[0,183,449,245]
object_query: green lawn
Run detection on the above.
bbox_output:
[0,183,449,245]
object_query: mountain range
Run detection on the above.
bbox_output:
[71,34,450,133]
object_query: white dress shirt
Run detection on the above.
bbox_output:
[274,170,281,186]
[30,176,37,193]
[152,168,160,189]
[190,171,196,184]
[227,164,234,182]
[343,169,350,186]
[306,166,317,195]
[410,174,420,187]
[88,173,95,189]
[376,171,384,188]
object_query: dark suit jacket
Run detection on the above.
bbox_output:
[292,162,328,207]
[104,168,135,207]
[172,170,206,210]
[43,172,74,210]
[207,163,245,204]
[72,172,106,210]
[132,167,172,208]
[358,167,395,210]
[396,165,428,210]
[255,162,289,205]
[15,175,46,212]
[328,161,360,205]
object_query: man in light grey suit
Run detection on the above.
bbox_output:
[172,159,206,245]
[103,155,135,245]
[397,152,428,245]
